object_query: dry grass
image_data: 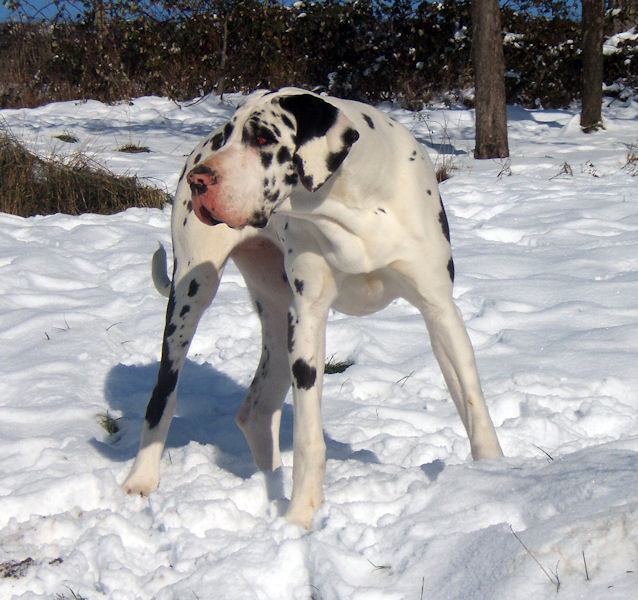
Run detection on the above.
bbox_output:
[625,141,638,176]
[0,128,169,216]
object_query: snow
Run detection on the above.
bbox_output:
[1,92,637,599]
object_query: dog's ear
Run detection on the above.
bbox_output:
[278,94,359,192]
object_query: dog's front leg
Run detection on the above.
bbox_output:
[283,252,338,529]
[123,259,220,496]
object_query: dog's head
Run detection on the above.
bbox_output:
[185,90,359,229]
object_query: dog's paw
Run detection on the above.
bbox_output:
[122,471,159,497]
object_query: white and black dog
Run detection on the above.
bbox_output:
[123,88,503,529]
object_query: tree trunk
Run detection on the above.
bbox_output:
[472,0,509,159]
[581,0,605,132]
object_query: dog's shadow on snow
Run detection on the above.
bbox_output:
[93,360,379,480]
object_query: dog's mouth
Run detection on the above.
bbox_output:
[194,202,223,227]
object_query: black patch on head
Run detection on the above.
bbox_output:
[327,149,348,174]
[180,305,191,318]
[292,358,317,390]
[223,122,234,140]
[279,94,339,146]
[211,132,225,151]
[277,146,292,164]
[266,190,280,203]
[260,152,273,168]
[194,153,202,164]
[447,258,455,282]
[293,278,304,295]
[343,128,359,146]
[363,114,375,129]
[251,211,268,228]
[285,172,299,186]
[188,279,199,297]
[186,200,193,213]
[281,114,294,130]
[438,209,451,243]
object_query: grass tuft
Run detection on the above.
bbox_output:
[117,143,151,154]
[0,128,168,216]
[97,411,121,435]
[54,132,79,143]
[324,356,354,374]
[0,557,35,579]
[624,141,638,176]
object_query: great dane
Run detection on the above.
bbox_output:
[123,88,503,528]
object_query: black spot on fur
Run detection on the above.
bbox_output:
[409,150,417,161]
[438,209,451,242]
[266,190,280,203]
[180,305,191,318]
[363,114,375,129]
[427,189,432,195]
[255,301,263,315]
[145,352,178,429]
[294,278,304,295]
[188,279,199,297]
[211,132,225,151]
[251,211,268,228]
[260,152,273,168]
[281,114,294,130]
[292,358,317,390]
[447,258,455,282]
[223,122,234,140]
[277,146,292,164]
[287,311,295,353]
[343,128,360,147]
[145,288,179,428]
[285,172,299,186]
[194,153,202,164]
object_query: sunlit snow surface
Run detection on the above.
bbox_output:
[1,94,637,598]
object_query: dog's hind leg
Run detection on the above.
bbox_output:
[232,238,293,473]
[394,250,503,462]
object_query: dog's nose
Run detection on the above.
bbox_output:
[187,165,218,196]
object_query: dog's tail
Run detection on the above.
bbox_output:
[151,243,172,297]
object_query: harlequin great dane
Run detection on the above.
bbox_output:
[123,87,503,528]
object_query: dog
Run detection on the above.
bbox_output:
[123,88,503,529]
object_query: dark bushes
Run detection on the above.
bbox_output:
[0,1,636,110]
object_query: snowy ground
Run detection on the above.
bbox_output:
[0,92,637,599]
